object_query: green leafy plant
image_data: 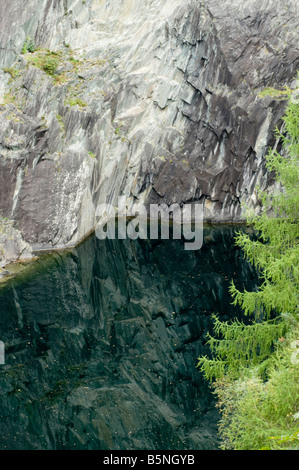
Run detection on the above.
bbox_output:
[69,56,80,64]
[26,50,61,76]
[211,320,299,450]
[21,36,36,54]
[42,56,59,75]
[65,97,87,108]
[230,88,299,319]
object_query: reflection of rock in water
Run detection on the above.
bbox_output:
[0,341,4,365]
[0,227,258,450]
[1,0,298,253]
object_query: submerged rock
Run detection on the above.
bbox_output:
[0,0,298,250]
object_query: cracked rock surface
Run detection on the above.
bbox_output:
[0,0,298,250]
[0,218,33,276]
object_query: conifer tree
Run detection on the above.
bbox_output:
[197,78,299,449]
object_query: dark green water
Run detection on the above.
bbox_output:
[0,226,257,450]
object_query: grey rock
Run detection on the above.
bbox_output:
[0,218,33,272]
[0,0,298,250]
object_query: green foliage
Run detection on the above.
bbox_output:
[258,86,290,99]
[21,36,36,54]
[69,56,80,64]
[3,67,20,79]
[197,315,287,380]
[26,50,61,76]
[212,320,299,450]
[266,430,299,450]
[230,83,299,319]
[42,56,60,75]
[197,78,299,450]
[65,97,87,108]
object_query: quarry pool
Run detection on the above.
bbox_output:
[0,225,257,450]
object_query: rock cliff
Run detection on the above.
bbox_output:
[0,0,298,255]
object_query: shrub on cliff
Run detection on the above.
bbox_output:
[26,50,61,76]
[21,36,36,54]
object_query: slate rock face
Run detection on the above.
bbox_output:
[0,219,33,276]
[0,0,298,250]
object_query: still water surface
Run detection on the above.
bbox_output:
[0,226,257,450]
